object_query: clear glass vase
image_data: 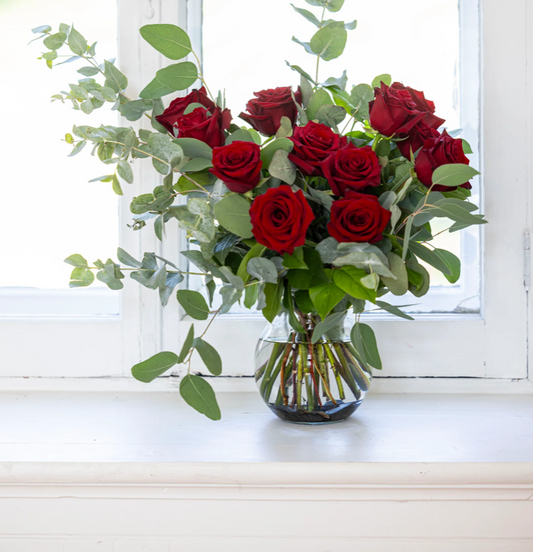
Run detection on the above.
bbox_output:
[254,311,371,425]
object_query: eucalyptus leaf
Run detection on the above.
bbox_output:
[247,257,278,284]
[268,149,296,184]
[176,289,210,320]
[214,194,254,238]
[140,62,198,99]
[67,26,87,56]
[173,137,213,159]
[177,324,195,363]
[380,253,408,296]
[311,311,346,344]
[140,24,192,60]
[180,374,221,421]
[193,338,222,376]
[131,351,179,383]
[431,163,480,188]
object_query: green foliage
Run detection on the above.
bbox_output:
[177,289,210,320]
[260,138,294,168]
[310,21,347,61]
[351,323,382,370]
[177,324,195,363]
[379,253,408,296]
[180,374,221,420]
[333,266,376,302]
[431,163,480,188]
[131,351,179,383]
[262,281,284,322]
[311,311,346,344]
[173,138,213,159]
[309,275,345,319]
[69,267,94,288]
[372,74,392,89]
[193,338,222,375]
[214,194,254,238]
[140,24,192,60]
[140,62,198,99]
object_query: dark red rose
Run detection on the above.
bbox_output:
[210,141,262,194]
[239,86,302,137]
[370,81,445,141]
[415,130,471,191]
[391,82,445,130]
[396,122,440,159]
[389,83,445,159]
[288,121,347,177]
[327,191,391,244]
[322,143,381,197]
[249,186,315,255]
[155,87,216,134]
[174,106,232,149]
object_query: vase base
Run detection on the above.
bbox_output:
[267,399,361,425]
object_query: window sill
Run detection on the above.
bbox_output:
[1,391,533,465]
[2,391,533,548]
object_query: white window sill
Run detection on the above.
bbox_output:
[2,392,533,549]
[1,391,533,466]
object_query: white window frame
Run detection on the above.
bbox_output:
[1,0,531,394]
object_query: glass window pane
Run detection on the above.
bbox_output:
[0,0,118,314]
[201,0,480,314]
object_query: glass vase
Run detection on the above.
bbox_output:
[254,311,371,424]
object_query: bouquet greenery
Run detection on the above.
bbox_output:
[32,0,486,422]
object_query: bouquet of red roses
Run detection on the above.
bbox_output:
[33,0,485,423]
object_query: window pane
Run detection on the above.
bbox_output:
[0,0,119,314]
[202,0,481,314]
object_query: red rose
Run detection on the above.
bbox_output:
[288,121,347,177]
[175,106,232,149]
[322,143,381,197]
[250,186,315,255]
[370,81,445,140]
[390,83,445,159]
[396,122,440,159]
[327,191,391,244]
[210,141,262,194]
[155,87,216,134]
[391,82,445,129]
[239,86,302,137]
[414,130,471,191]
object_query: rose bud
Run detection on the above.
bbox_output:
[322,143,381,197]
[415,130,472,192]
[239,86,302,137]
[155,87,216,134]
[174,106,232,149]
[249,186,315,256]
[288,121,347,177]
[210,141,262,194]
[327,191,391,244]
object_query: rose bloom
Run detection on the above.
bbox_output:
[415,130,472,192]
[288,121,347,177]
[390,83,445,159]
[155,87,215,134]
[396,122,440,160]
[210,141,262,194]
[239,86,302,137]
[249,186,315,255]
[174,106,232,149]
[322,143,381,197]
[327,191,391,244]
